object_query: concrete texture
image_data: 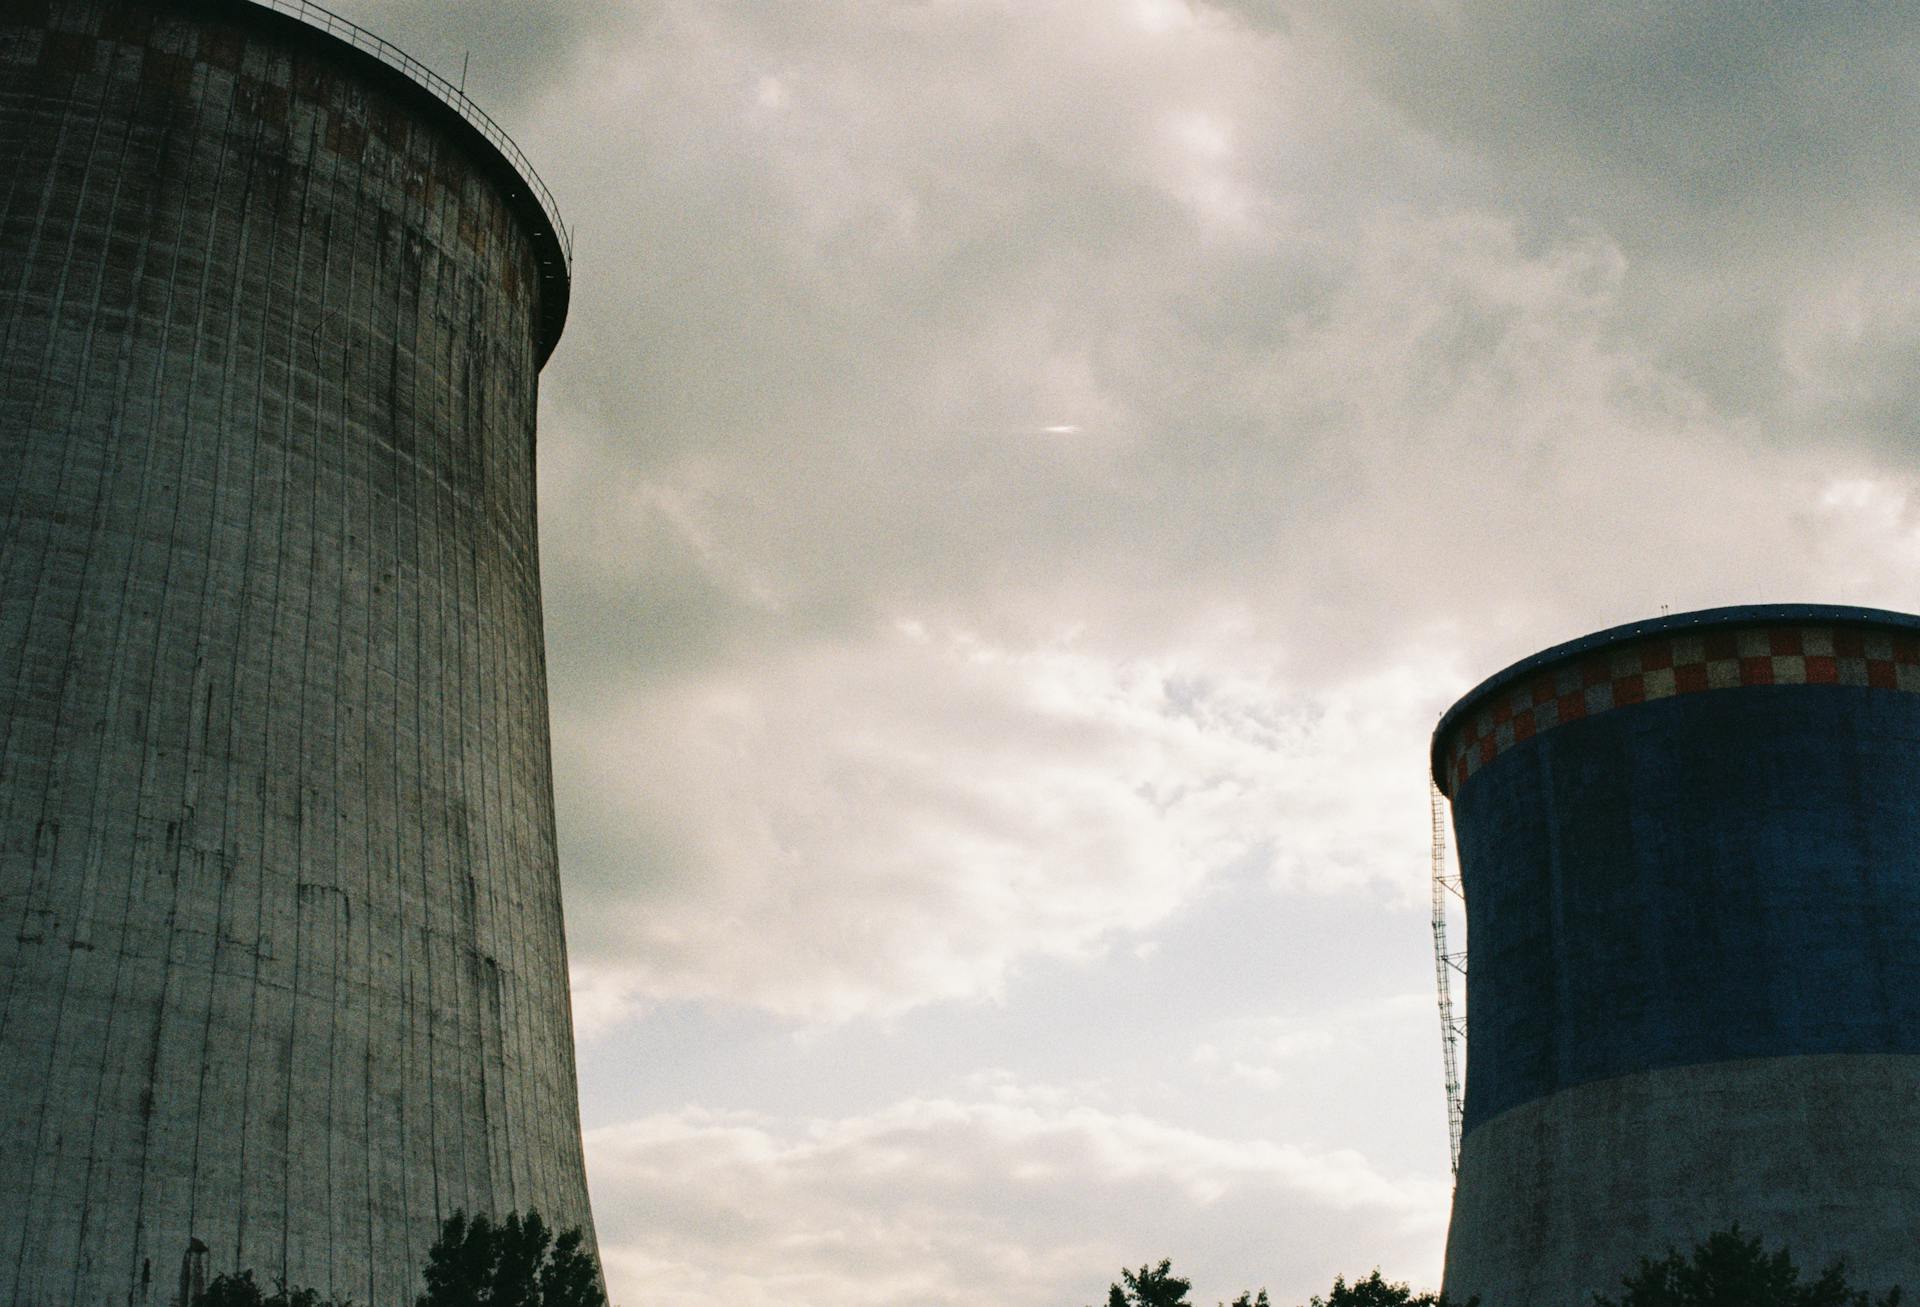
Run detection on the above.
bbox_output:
[1433,608,1920,1306]
[0,3,597,1303]
[1453,670,1920,1126]
[1444,1055,1920,1305]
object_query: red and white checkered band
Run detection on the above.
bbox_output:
[1443,623,1920,794]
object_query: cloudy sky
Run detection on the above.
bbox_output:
[329,2,1920,1302]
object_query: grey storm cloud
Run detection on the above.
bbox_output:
[313,0,1920,1022]
[1291,1,1920,438]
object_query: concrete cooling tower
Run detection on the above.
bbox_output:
[0,2,596,1303]
[1433,604,1920,1306]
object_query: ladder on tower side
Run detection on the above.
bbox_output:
[1431,779,1467,1175]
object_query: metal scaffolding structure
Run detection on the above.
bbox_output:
[1431,779,1468,1174]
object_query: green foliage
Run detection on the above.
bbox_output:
[191,1207,599,1307]
[1092,1229,1907,1307]
[1100,1259,1194,1307]
[195,1270,341,1307]
[1595,1227,1902,1307]
[1088,1262,1456,1307]
[417,1209,605,1307]
[1307,1269,1474,1307]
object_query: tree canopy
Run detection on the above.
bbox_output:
[1101,1259,1195,1307]
[1085,1258,1468,1307]
[1087,1226,1906,1307]
[1595,1227,1902,1307]
[188,1208,600,1307]
[1308,1269,1473,1307]
[418,1209,604,1307]
[1094,1258,1272,1307]
[196,1270,337,1307]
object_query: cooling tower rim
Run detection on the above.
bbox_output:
[215,0,572,366]
[1430,602,1920,792]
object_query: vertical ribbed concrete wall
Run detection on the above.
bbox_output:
[1433,605,1920,1306]
[0,3,596,1303]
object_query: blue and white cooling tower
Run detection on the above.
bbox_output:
[1434,604,1920,1305]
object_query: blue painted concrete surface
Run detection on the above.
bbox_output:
[1453,682,1920,1131]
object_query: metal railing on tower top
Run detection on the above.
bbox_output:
[248,0,572,270]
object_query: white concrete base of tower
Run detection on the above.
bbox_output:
[1443,1054,1920,1306]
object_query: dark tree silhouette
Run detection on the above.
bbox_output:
[1595,1227,1902,1307]
[1092,1259,1271,1307]
[187,1208,600,1307]
[194,1269,337,1307]
[417,1209,604,1307]
[1101,1259,1195,1307]
[1305,1269,1474,1307]
[1088,1262,1460,1307]
[1090,1229,1902,1307]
